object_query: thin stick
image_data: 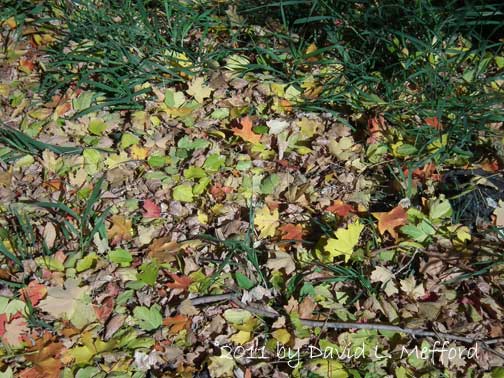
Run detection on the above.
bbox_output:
[189,293,504,347]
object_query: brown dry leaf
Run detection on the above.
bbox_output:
[166,273,192,290]
[266,251,296,275]
[107,215,133,245]
[231,116,261,144]
[148,237,180,263]
[372,205,408,240]
[163,315,190,334]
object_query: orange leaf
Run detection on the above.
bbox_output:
[232,116,261,144]
[166,273,192,290]
[372,205,408,240]
[425,117,443,130]
[278,224,303,241]
[21,281,47,306]
[325,200,354,217]
[163,315,190,334]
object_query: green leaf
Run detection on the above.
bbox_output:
[109,249,133,267]
[235,272,255,290]
[193,177,211,195]
[260,174,280,195]
[173,183,194,202]
[133,304,163,331]
[148,155,165,168]
[203,153,225,172]
[183,166,206,179]
[177,136,209,150]
[120,133,139,149]
[137,261,159,286]
[88,119,108,136]
[76,252,98,272]
[429,197,452,220]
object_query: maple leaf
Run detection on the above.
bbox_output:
[367,115,385,144]
[321,220,364,263]
[266,251,296,275]
[107,215,133,245]
[254,206,279,239]
[142,199,161,218]
[148,237,179,264]
[232,116,261,144]
[24,333,64,378]
[94,296,114,323]
[425,116,443,130]
[278,224,303,241]
[38,279,96,328]
[166,273,192,290]
[325,200,354,217]
[186,76,213,103]
[372,205,408,240]
[163,315,190,334]
[21,280,47,306]
[2,316,28,346]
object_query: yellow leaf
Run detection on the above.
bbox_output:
[230,330,251,345]
[272,328,291,345]
[186,77,213,104]
[130,145,149,160]
[254,206,279,238]
[320,220,364,262]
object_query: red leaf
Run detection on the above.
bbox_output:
[166,273,192,291]
[325,200,354,217]
[94,297,115,323]
[231,116,261,144]
[142,199,161,218]
[278,224,304,241]
[21,281,47,306]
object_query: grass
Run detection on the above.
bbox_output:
[26,0,502,168]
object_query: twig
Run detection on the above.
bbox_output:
[190,293,239,306]
[188,294,504,348]
[298,319,503,345]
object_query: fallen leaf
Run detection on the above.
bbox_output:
[278,224,303,241]
[321,220,364,262]
[163,315,190,334]
[186,76,213,103]
[148,237,179,264]
[400,275,426,299]
[372,205,408,240]
[2,317,28,346]
[21,281,47,306]
[370,266,399,297]
[166,273,192,290]
[38,279,96,328]
[266,251,296,275]
[325,200,354,217]
[232,116,261,144]
[142,199,161,218]
[425,116,443,130]
[107,215,133,245]
[254,206,279,238]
